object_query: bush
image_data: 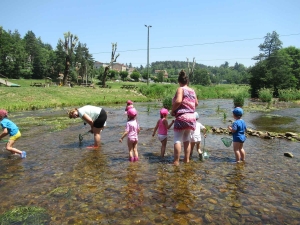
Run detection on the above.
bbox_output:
[278,89,300,101]
[163,97,172,110]
[233,93,245,107]
[258,88,273,102]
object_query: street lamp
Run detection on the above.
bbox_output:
[145,25,152,85]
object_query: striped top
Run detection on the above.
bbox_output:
[173,87,197,131]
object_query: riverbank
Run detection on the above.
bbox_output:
[0,79,250,112]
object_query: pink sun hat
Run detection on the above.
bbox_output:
[127,108,137,117]
[0,109,8,118]
[160,108,169,116]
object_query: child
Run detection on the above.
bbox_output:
[152,108,174,158]
[190,112,207,160]
[0,109,26,158]
[124,100,134,113]
[119,108,140,162]
[228,107,247,163]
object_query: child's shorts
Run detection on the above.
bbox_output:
[128,137,138,142]
[158,134,167,142]
[9,131,21,141]
[191,135,201,142]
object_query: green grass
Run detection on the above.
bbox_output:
[1,79,251,112]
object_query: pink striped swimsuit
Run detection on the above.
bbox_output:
[173,87,197,131]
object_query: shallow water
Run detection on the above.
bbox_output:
[0,100,299,224]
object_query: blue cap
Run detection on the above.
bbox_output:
[232,107,243,116]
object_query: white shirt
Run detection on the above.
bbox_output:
[77,105,102,121]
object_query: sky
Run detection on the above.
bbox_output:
[1,0,299,68]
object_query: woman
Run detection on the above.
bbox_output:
[68,105,107,148]
[171,70,198,165]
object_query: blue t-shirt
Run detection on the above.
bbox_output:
[231,119,246,142]
[1,118,19,136]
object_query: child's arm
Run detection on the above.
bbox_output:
[119,131,128,143]
[0,128,8,139]
[137,124,141,134]
[167,120,175,129]
[152,120,159,137]
[228,125,236,133]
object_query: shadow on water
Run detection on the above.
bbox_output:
[0,100,299,224]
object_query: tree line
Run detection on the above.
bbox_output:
[0,27,299,98]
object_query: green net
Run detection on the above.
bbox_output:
[221,137,233,147]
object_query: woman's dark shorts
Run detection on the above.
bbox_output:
[93,109,107,128]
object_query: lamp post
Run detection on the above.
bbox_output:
[145,25,152,85]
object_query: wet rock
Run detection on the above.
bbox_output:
[284,152,293,158]
[204,213,213,222]
[285,132,297,137]
[175,202,190,213]
[207,198,217,204]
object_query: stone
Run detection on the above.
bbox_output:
[285,132,297,137]
[284,152,293,158]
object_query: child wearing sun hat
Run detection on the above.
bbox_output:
[124,100,134,112]
[152,108,174,158]
[0,109,26,158]
[119,108,140,162]
[190,111,207,160]
[228,107,247,163]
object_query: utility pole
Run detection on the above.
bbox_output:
[145,25,152,85]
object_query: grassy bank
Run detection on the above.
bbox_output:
[1,79,250,112]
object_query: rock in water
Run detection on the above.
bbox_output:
[284,152,293,158]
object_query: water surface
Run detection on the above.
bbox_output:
[0,100,299,224]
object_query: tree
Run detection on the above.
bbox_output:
[187,57,196,83]
[252,31,282,60]
[108,70,118,80]
[130,71,140,81]
[278,46,300,89]
[119,71,128,81]
[74,42,94,84]
[102,43,119,87]
[59,31,79,85]
[193,68,211,86]
[157,71,164,82]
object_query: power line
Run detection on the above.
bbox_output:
[91,33,300,55]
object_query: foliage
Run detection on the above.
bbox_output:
[0,80,255,112]
[162,97,172,110]
[258,88,273,102]
[157,71,164,82]
[0,206,49,225]
[59,31,79,85]
[119,71,128,81]
[130,71,140,81]
[233,92,246,107]
[252,31,282,60]
[138,83,176,99]
[193,68,211,86]
[249,31,300,98]
[278,89,300,101]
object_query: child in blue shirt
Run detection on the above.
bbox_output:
[228,107,246,163]
[0,109,26,158]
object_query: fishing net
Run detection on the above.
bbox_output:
[79,134,83,143]
[221,137,233,147]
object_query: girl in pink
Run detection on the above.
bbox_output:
[152,108,174,158]
[119,108,140,162]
